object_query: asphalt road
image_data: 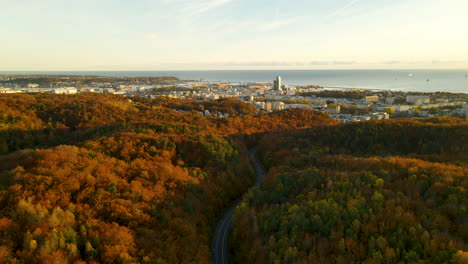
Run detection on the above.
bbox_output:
[211,148,266,264]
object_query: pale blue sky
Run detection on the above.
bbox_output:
[1,0,467,70]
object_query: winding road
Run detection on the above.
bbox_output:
[211,148,266,264]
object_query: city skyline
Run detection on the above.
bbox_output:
[1,0,468,70]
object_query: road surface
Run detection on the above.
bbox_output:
[211,148,266,264]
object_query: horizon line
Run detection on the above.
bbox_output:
[1,68,468,73]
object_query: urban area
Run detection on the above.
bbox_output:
[1,74,467,122]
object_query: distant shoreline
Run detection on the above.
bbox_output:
[1,70,467,94]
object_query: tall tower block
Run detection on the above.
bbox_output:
[274,76,282,91]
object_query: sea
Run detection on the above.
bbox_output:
[1,70,467,94]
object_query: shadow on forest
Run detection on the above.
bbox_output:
[0,123,131,156]
[246,121,468,165]
[1,117,467,164]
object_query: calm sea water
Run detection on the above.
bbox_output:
[2,70,467,93]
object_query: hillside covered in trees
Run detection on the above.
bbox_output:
[0,93,466,263]
[0,93,336,263]
[232,118,468,263]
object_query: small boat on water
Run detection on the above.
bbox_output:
[408,73,414,77]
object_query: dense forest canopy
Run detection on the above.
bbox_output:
[232,116,468,264]
[0,93,336,263]
[0,93,466,263]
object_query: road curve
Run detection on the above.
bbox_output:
[211,148,266,264]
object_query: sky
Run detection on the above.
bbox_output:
[1,0,467,70]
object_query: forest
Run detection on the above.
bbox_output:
[0,93,336,263]
[231,117,468,263]
[0,93,466,263]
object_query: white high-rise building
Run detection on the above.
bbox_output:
[273,76,282,91]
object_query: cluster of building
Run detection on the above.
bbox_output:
[330,112,390,123]
[1,75,467,121]
[160,76,467,121]
[198,110,230,118]
[0,85,157,95]
[0,87,79,94]
[380,95,467,118]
